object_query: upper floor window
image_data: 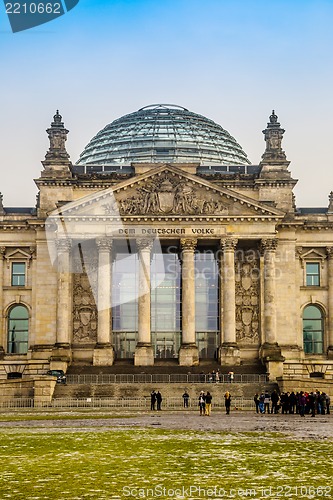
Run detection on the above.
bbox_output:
[11,262,26,286]
[306,262,320,286]
[8,305,29,354]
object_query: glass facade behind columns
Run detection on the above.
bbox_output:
[112,248,220,359]
[195,252,219,359]
[151,252,181,358]
[113,253,139,358]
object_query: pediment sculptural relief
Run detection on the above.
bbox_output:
[118,175,228,216]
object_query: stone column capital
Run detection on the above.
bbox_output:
[220,237,238,252]
[327,247,333,259]
[56,238,72,254]
[180,238,197,252]
[136,238,154,252]
[96,237,113,251]
[0,246,6,257]
[260,238,278,255]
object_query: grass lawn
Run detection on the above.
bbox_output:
[0,428,332,499]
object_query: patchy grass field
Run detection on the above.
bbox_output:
[0,428,332,500]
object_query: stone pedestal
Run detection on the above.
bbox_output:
[260,342,285,381]
[50,345,71,365]
[179,344,199,366]
[93,344,115,366]
[218,344,241,366]
[134,343,154,366]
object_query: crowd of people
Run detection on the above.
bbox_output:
[151,387,331,417]
[254,390,331,417]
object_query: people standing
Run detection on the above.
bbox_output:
[228,371,234,383]
[224,391,231,415]
[264,392,271,414]
[298,391,306,417]
[150,390,157,411]
[156,391,162,411]
[254,393,260,414]
[198,391,206,416]
[258,393,265,414]
[271,390,279,414]
[326,394,331,415]
[205,391,212,416]
[182,391,190,408]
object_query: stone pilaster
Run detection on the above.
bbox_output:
[259,238,284,379]
[55,238,72,347]
[52,238,72,363]
[134,238,154,366]
[179,238,199,366]
[0,247,5,358]
[219,237,240,366]
[93,238,114,366]
[326,247,333,358]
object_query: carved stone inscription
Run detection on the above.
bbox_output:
[235,250,260,344]
[118,174,228,216]
[72,255,98,343]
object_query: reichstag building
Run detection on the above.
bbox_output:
[1,104,333,382]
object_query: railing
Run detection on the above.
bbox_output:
[0,396,256,410]
[50,396,256,410]
[0,398,34,408]
[65,373,268,385]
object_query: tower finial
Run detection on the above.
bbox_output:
[42,110,71,173]
[261,109,286,162]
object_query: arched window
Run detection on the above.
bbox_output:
[303,305,324,354]
[8,305,29,354]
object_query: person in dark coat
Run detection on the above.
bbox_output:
[156,391,162,410]
[271,390,280,414]
[205,391,212,416]
[224,391,231,415]
[150,390,157,411]
[182,391,190,408]
[198,391,206,416]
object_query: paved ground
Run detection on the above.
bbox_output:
[0,410,332,439]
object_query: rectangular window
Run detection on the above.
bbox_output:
[306,263,320,286]
[11,262,26,286]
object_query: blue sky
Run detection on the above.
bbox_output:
[1,0,333,206]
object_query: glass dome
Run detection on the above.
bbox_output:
[76,104,250,168]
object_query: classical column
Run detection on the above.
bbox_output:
[93,238,115,366]
[134,238,154,366]
[259,238,284,379]
[326,247,333,358]
[179,238,199,366]
[55,238,72,347]
[221,238,238,344]
[219,238,240,366]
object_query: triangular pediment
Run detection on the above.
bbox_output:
[53,165,284,219]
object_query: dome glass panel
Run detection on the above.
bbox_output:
[76,104,250,168]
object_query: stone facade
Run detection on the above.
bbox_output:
[1,109,333,383]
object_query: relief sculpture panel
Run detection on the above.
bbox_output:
[72,255,98,343]
[235,250,260,344]
[117,173,228,216]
